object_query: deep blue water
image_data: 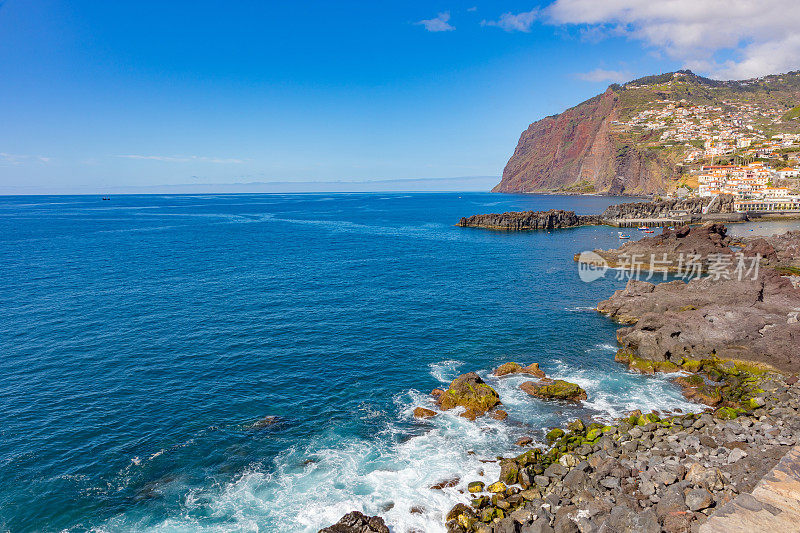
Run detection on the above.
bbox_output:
[0,193,705,532]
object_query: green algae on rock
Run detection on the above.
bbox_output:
[438,372,501,415]
[520,379,587,402]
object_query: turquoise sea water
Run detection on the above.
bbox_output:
[1,193,710,532]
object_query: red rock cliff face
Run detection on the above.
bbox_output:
[493,88,671,195]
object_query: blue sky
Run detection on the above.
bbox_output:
[1,0,798,193]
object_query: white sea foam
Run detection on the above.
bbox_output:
[548,360,701,420]
[124,402,512,533]
[109,360,704,532]
[428,360,464,384]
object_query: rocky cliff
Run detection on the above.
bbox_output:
[494,70,800,195]
[494,88,671,195]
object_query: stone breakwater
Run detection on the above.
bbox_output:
[457,210,602,230]
[456,195,758,231]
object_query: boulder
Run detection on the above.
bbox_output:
[438,372,501,415]
[520,380,587,402]
[494,362,546,378]
[412,407,436,419]
[318,511,389,533]
[490,409,509,421]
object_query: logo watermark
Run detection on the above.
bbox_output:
[577,252,761,283]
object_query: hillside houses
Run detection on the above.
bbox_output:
[695,162,800,212]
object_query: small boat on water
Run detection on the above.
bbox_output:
[643,229,655,233]
[637,225,649,231]
[618,232,630,239]
[667,226,675,230]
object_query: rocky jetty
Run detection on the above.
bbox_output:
[600,195,735,222]
[447,367,800,533]
[319,511,389,533]
[457,210,601,230]
[457,196,747,231]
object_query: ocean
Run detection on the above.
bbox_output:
[1,192,711,532]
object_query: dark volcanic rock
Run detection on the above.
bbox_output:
[600,195,735,221]
[458,209,601,230]
[591,225,800,372]
[319,511,389,533]
[579,223,735,272]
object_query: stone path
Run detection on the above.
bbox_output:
[700,444,800,532]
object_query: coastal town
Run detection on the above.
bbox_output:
[694,163,800,213]
[605,73,800,213]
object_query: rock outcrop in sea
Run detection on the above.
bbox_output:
[436,372,503,420]
[458,210,601,230]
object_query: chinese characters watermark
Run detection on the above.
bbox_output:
[577,252,761,283]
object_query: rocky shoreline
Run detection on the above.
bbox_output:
[320,225,800,533]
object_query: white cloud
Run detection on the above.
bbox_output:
[575,68,633,83]
[547,0,800,79]
[0,152,51,165]
[482,9,538,32]
[416,12,455,32]
[116,155,245,164]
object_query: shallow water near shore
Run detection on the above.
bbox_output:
[0,192,744,532]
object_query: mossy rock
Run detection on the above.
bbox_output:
[446,503,475,522]
[471,496,489,508]
[545,428,565,443]
[681,359,704,373]
[515,449,541,466]
[730,361,770,376]
[567,419,586,433]
[585,427,603,442]
[615,349,634,364]
[498,460,519,485]
[494,362,524,376]
[480,507,504,523]
[676,374,705,388]
[468,481,485,493]
[714,406,740,420]
[439,372,501,414]
[521,380,587,402]
[487,481,506,493]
